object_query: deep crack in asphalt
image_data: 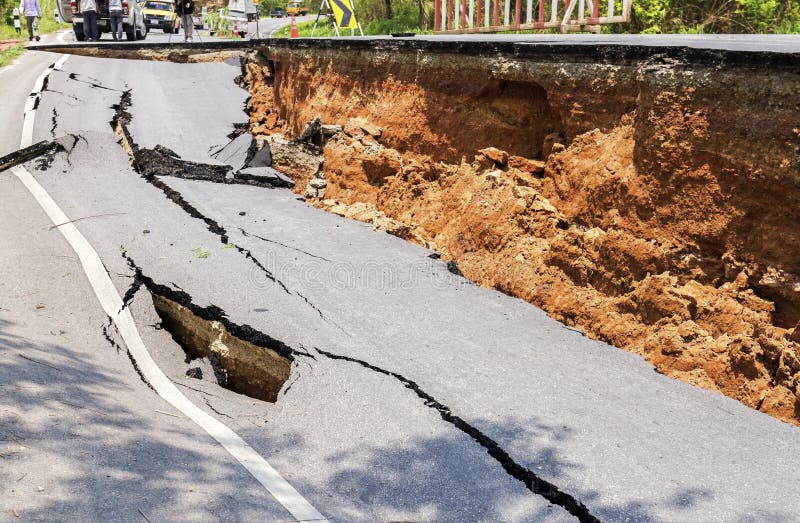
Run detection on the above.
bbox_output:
[120,273,143,312]
[123,252,318,402]
[109,90,293,294]
[50,108,58,139]
[101,316,123,354]
[311,346,601,523]
[122,252,310,362]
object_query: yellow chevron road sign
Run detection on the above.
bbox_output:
[330,0,358,29]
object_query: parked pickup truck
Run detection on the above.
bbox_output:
[59,0,148,41]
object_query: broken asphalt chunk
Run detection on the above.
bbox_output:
[0,140,62,173]
[245,140,272,168]
[236,166,294,188]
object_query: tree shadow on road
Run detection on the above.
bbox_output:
[272,404,795,522]
[0,317,287,521]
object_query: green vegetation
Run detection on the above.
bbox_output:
[0,42,23,67]
[274,1,429,36]
[192,246,210,259]
[256,0,284,15]
[202,7,232,35]
[273,16,336,37]
[271,0,432,36]
[271,0,800,34]
[626,0,800,33]
[0,0,70,40]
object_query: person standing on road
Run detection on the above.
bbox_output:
[13,6,21,35]
[19,0,41,42]
[80,0,99,41]
[180,0,195,42]
[108,0,124,40]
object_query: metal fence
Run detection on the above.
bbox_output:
[433,0,632,33]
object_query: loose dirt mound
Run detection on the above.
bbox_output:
[242,45,800,424]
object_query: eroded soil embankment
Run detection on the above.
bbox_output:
[241,43,800,425]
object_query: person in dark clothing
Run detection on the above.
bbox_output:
[180,0,195,41]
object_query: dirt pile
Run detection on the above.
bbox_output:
[241,42,800,424]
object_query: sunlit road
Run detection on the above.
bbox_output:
[1,33,800,522]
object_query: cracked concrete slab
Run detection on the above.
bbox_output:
[210,131,252,171]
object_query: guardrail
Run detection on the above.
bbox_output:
[433,0,632,33]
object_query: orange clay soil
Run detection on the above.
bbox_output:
[242,47,800,424]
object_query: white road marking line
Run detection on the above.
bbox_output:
[12,55,328,523]
[21,55,69,148]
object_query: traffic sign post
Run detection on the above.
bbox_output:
[311,0,363,36]
[253,0,261,38]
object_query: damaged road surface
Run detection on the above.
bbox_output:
[2,38,800,522]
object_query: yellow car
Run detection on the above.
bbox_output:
[285,2,308,15]
[140,0,180,33]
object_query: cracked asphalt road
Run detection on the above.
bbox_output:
[2,39,800,522]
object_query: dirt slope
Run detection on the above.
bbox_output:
[242,44,800,424]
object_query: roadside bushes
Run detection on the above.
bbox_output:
[629,0,800,33]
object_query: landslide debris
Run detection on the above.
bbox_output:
[240,46,800,424]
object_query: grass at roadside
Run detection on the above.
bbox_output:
[274,15,432,37]
[0,42,24,67]
[273,17,337,37]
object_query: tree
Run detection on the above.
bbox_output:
[257,0,284,15]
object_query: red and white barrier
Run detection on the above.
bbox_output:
[434,0,631,33]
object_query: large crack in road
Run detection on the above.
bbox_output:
[122,251,600,520]
[122,252,308,402]
[311,346,600,522]
[109,89,354,335]
[109,89,291,292]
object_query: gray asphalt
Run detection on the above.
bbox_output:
[0,32,69,157]
[2,34,800,522]
[381,33,800,53]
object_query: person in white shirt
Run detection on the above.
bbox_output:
[13,6,21,35]
[80,0,99,41]
[19,0,41,41]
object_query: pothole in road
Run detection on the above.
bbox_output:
[150,292,291,403]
